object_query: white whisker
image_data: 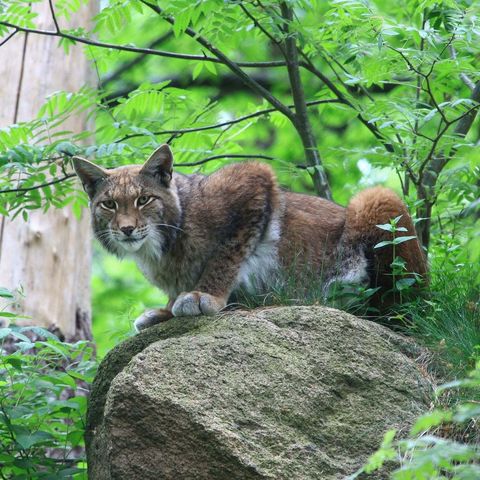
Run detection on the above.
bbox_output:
[151,222,185,233]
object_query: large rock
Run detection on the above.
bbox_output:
[86,306,432,479]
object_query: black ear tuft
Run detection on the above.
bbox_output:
[140,144,173,187]
[72,157,109,199]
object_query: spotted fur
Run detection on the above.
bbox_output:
[73,145,427,331]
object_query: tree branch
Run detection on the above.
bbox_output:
[239,3,286,56]
[0,22,286,68]
[279,2,331,199]
[449,44,476,91]
[118,98,341,142]
[175,153,275,167]
[0,174,75,194]
[101,31,174,85]
[416,80,480,249]
[300,58,395,153]
[0,28,18,47]
[138,0,295,122]
[48,0,60,33]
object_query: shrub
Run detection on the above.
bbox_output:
[0,325,97,479]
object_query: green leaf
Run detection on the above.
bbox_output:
[0,327,12,340]
[15,430,56,449]
[4,357,24,371]
[374,240,392,249]
[19,326,59,341]
[392,235,417,245]
[410,410,453,435]
[192,62,204,80]
[0,287,14,298]
[395,277,416,291]
[376,223,395,232]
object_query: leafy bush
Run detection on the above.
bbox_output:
[350,362,480,479]
[0,326,97,479]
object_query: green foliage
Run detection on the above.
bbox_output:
[349,363,480,479]
[399,264,480,374]
[0,0,478,218]
[0,325,97,479]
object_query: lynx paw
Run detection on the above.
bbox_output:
[171,291,226,317]
[134,308,173,332]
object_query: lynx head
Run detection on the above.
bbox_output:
[73,144,181,258]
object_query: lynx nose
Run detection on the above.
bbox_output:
[120,226,135,237]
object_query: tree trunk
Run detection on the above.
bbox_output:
[0,1,96,341]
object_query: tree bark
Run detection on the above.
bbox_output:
[280,2,332,200]
[0,0,96,341]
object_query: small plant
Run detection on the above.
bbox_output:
[349,361,480,479]
[0,324,97,479]
[374,215,420,304]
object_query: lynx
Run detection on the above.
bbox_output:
[73,145,427,331]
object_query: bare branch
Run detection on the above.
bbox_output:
[418,85,480,181]
[452,81,480,137]
[0,22,286,68]
[0,28,18,47]
[0,174,75,194]
[48,0,60,33]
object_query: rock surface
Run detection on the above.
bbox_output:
[86,306,432,479]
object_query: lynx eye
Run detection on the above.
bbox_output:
[101,200,116,210]
[136,195,152,207]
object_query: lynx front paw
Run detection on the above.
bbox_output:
[171,291,226,317]
[134,308,173,332]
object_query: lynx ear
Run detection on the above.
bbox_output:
[72,156,109,199]
[140,144,173,187]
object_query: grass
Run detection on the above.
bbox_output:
[397,264,480,375]
[230,265,377,317]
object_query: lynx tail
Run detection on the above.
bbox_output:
[343,187,428,292]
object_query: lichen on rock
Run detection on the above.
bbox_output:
[86,306,432,479]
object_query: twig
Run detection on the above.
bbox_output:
[239,3,286,56]
[48,0,60,33]
[300,57,395,153]
[0,174,75,194]
[0,28,18,47]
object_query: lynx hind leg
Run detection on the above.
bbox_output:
[134,308,174,332]
[343,187,427,289]
[171,291,227,317]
